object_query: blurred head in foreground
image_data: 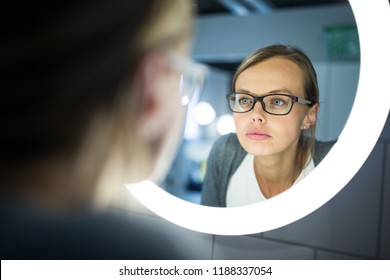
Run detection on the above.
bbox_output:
[0,0,205,210]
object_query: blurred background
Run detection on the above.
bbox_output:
[162,0,360,203]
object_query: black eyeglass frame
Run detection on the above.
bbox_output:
[226,92,313,116]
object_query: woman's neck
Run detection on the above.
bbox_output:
[253,145,304,199]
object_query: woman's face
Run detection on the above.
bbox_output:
[233,57,315,158]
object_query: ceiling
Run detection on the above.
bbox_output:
[195,0,351,71]
[196,0,349,16]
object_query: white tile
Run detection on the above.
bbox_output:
[213,236,314,260]
[380,141,390,259]
[317,250,366,260]
[379,114,390,141]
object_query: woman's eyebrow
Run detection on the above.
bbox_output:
[235,88,252,93]
[267,89,293,94]
[235,88,294,95]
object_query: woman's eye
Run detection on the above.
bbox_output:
[271,99,285,106]
[239,98,252,105]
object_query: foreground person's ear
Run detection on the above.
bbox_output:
[134,50,174,142]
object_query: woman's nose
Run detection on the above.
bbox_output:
[251,101,266,123]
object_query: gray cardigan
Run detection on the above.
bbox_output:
[201,133,336,207]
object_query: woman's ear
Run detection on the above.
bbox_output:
[302,103,319,130]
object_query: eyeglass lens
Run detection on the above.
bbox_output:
[228,93,293,115]
[170,53,208,106]
[180,73,203,105]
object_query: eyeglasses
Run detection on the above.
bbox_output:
[169,53,208,105]
[226,92,313,115]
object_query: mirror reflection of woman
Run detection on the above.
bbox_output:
[201,44,336,207]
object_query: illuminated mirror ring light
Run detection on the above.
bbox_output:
[127,0,390,235]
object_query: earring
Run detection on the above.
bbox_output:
[303,125,306,129]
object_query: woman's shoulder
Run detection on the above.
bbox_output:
[211,133,245,156]
[314,139,337,165]
[207,133,246,168]
[214,132,240,145]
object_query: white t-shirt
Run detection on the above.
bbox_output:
[226,153,315,207]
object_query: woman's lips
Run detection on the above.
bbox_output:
[246,129,270,140]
